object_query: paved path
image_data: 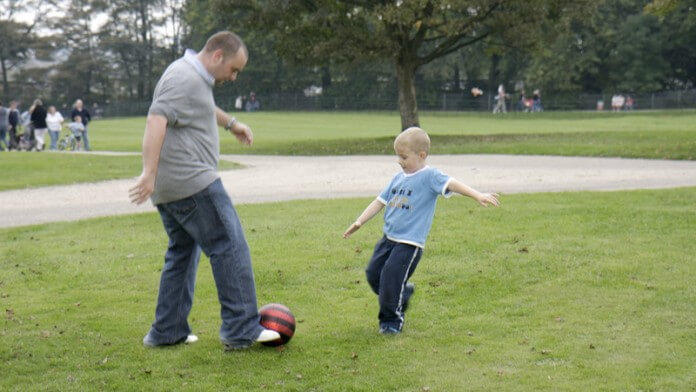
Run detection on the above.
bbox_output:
[2,154,696,228]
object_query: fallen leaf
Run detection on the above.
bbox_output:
[589,343,595,349]
[351,352,358,360]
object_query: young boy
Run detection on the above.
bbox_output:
[343,127,500,334]
[67,115,85,151]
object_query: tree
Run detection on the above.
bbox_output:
[215,0,592,129]
[0,0,42,98]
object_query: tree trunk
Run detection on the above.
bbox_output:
[395,59,419,131]
[1,58,9,96]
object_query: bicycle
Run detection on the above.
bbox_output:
[58,132,78,151]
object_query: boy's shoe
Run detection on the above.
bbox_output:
[402,282,415,313]
[143,334,198,347]
[379,326,401,335]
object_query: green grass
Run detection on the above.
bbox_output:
[2,110,692,191]
[87,111,696,159]
[2,188,695,390]
[0,153,241,191]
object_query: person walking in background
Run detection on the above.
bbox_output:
[128,31,281,350]
[532,89,543,112]
[625,95,635,110]
[30,99,48,151]
[71,99,91,151]
[46,106,64,151]
[0,101,8,151]
[493,84,507,114]
[7,101,19,150]
[244,92,260,112]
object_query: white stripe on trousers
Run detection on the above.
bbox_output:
[396,246,419,329]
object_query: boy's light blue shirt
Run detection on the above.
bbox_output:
[377,166,452,248]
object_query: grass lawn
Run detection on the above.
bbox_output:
[2,188,695,390]
[0,153,241,191]
[88,110,696,158]
[1,110,693,191]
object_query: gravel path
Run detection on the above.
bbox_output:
[2,154,696,228]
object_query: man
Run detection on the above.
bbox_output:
[128,31,280,350]
[71,99,91,151]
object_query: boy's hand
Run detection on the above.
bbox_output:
[476,192,500,207]
[343,222,362,239]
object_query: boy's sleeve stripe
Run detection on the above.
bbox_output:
[376,196,388,205]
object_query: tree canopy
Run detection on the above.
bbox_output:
[0,0,694,119]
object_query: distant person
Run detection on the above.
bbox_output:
[128,31,281,349]
[7,101,20,150]
[516,91,526,112]
[30,99,48,151]
[0,101,8,151]
[46,106,64,150]
[343,127,500,334]
[532,89,543,112]
[235,95,243,110]
[245,92,260,112]
[611,94,624,112]
[67,115,85,151]
[71,99,91,151]
[596,99,604,111]
[625,95,634,111]
[493,84,507,114]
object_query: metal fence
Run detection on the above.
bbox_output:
[97,89,696,118]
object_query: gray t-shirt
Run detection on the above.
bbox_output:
[148,56,220,204]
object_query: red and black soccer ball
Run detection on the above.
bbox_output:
[259,303,296,346]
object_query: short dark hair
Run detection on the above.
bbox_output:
[203,31,247,58]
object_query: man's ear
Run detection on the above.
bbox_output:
[212,49,224,64]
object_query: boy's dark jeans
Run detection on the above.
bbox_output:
[366,236,422,331]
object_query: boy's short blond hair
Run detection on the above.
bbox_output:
[394,127,430,154]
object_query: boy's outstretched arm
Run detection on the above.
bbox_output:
[447,179,500,207]
[343,199,385,238]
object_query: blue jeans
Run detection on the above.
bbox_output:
[0,126,7,150]
[147,179,264,347]
[49,130,60,150]
[365,236,422,331]
[81,125,90,151]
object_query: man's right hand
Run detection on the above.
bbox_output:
[128,172,156,205]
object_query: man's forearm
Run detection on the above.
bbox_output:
[141,115,168,175]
